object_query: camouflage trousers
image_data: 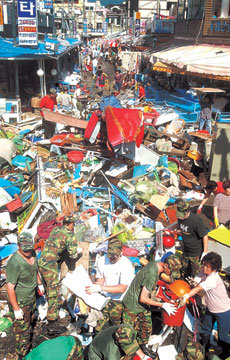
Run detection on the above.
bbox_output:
[181,255,201,279]
[67,337,84,360]
[115,324,140,358]
[95,299,124,333]
[10,301,35,358]
[39,266,60,321]
[122,307,152,346]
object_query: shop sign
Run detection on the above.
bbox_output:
[44,0,53,9]
[83,18,87,34]
[129,17,133,35]
[0,6,3,32]
[18,0,37,46]
[135,12,141,37]
[103,20,107,34]
[210,20,230,33]
[152,19,175,34]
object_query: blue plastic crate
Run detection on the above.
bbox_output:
[217,112,230,123]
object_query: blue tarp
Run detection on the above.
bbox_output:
[0,36,81,59]
[100,0,127,5]
[99,95,122,111]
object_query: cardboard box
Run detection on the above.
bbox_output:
[31,97,41,108]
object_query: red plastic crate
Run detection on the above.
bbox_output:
[6,198,23,212]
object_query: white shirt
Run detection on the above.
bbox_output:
[195,271,230,313]
[95,254,135,300]
[74,88,81,98]
[93,58,98,68]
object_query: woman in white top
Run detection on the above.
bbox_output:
[179,252,230,359]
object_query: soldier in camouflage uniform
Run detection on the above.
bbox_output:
[24,335,84,360]
[85,238,134,333]
[176,200,209,278]
[122,255,182,355]
[88,324,154,360]
[38,216,81,334]
[6,232,43,360]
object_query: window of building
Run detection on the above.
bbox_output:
[187,0,205,19]
[177,0,185,21]
[212,0,229,18]
[97,23,102,29]
[78,22,83,29]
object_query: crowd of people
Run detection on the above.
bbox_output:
[4,39,230,360]
[5,198,230,360]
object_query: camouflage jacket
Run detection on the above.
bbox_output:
[38,226,78,270]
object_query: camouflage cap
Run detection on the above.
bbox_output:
[49,88,57,95]
[165,254,182,280]
[18,232,34,251]
[107,238,122,257]
[176,200,190,219]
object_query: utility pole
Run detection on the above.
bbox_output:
[12,0,17,46]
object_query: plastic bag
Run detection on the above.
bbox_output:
[112,223,133,243]
[135,180,157,203]
[0,317,12,332]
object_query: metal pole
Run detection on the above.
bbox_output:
[12,0,17,46]
[38,59,44,98]
[42,59,46,96]
[14,61,20,97]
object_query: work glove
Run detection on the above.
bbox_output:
[14,308,24,320]
[200,252,207,261]
[142,356,153,360]
[37,284,45,296]
[197,205,203,214]
[162,303,177,316]
[186,276,198,287]
[85,284,101,295]
[69,247,83,259]
[214,217,219,228]
[178,293,190,308]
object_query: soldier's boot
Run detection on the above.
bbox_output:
[47,320,67,336]
[200,334,210,352]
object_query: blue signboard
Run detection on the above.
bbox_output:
[18,0,36,18]
[152,19,175,34]
[44,0,53,9]
[83,19,87,34]
[103,20,107,34]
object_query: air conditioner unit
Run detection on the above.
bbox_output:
[45,42,59,52]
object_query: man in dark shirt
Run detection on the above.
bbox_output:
[176,200,209,278]
[197,93,214,135]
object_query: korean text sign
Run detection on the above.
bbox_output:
[18,0,38,46]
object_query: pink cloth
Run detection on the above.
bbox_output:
[37,220,62,240]
[196,271,230,313]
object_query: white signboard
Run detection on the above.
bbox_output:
[18,0,38,46]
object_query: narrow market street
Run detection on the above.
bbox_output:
[0,1,230,359]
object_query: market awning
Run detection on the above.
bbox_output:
[153,61,174,73]
[152,44,230,80]
[0,36,81,60]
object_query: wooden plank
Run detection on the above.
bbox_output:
[43,109,88,129]
[192,88,225,93]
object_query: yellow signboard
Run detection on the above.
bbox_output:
[136,12,141,19]
[0,6,3,31]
